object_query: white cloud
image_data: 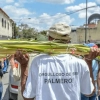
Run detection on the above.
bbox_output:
[6,0,14,3]
[14,0,74,4]
[0,0,13,6]
[3,5,34,18]
[17,0,34,4]
[20,13,74,31]
[2,4,74,31]
[65,2,100,19]
[1,0,74,31]
[78,11,91,19]
[36,0,74,4]
[14,3,20,7]
[66,2,96,12]
[96,0,100,3]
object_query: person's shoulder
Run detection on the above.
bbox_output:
[29,53,38,57]
[70,55,87,67]
[69,55,84,62]
[31,54,49,62]
[77,58,89,71]
[35,54,48,58]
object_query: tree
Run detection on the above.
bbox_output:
[12,23,19,39]
[18,24,38,39]
[40,30,47,36]
[36,30,48,41]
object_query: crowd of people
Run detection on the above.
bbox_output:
[1,23,100,100]
[0,57,9,100]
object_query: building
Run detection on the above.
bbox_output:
[0,8,14,39]
[77,21,100,43]
[76,14,100,44]
[69,25,79,43]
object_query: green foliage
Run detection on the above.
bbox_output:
[40,30,47,35]
[15,24,38,39]
[36,34,48,41]
[36,30,48,41]
[13,24,48,41]
[12,23,19,39]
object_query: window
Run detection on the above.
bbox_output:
[8,23,9,30]
[5,20,6,28]
[2,18,4,27]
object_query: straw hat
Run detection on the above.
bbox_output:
[47,23,71,40]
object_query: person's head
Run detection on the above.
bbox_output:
[4,58,6,60]
[47,23,71,43]
[87,40,90,43]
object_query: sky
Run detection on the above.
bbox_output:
[0,0,100,31]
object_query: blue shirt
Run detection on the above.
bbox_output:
[92,60,99,81]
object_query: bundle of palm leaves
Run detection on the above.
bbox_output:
[0,40,99,60]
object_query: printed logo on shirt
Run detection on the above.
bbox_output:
[44,78,72,84]
[39,72,78,84]
[39,72,78,77]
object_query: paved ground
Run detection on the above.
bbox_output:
[2,66,10,100]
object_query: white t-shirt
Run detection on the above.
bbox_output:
[23,54,94,100]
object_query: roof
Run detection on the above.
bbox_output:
[0,8,9,18]
[77,23,97,29]
[88,13,100,24]
[88,23,96,28]
[0,8,14,23]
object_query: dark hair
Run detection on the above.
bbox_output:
[0,61,2,69]
[0,61,3,78]
[88,40,90,43]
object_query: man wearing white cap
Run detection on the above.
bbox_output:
[14,23,100,100]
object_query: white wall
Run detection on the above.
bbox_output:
[70,31,78,43]
[0,10,12,39]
